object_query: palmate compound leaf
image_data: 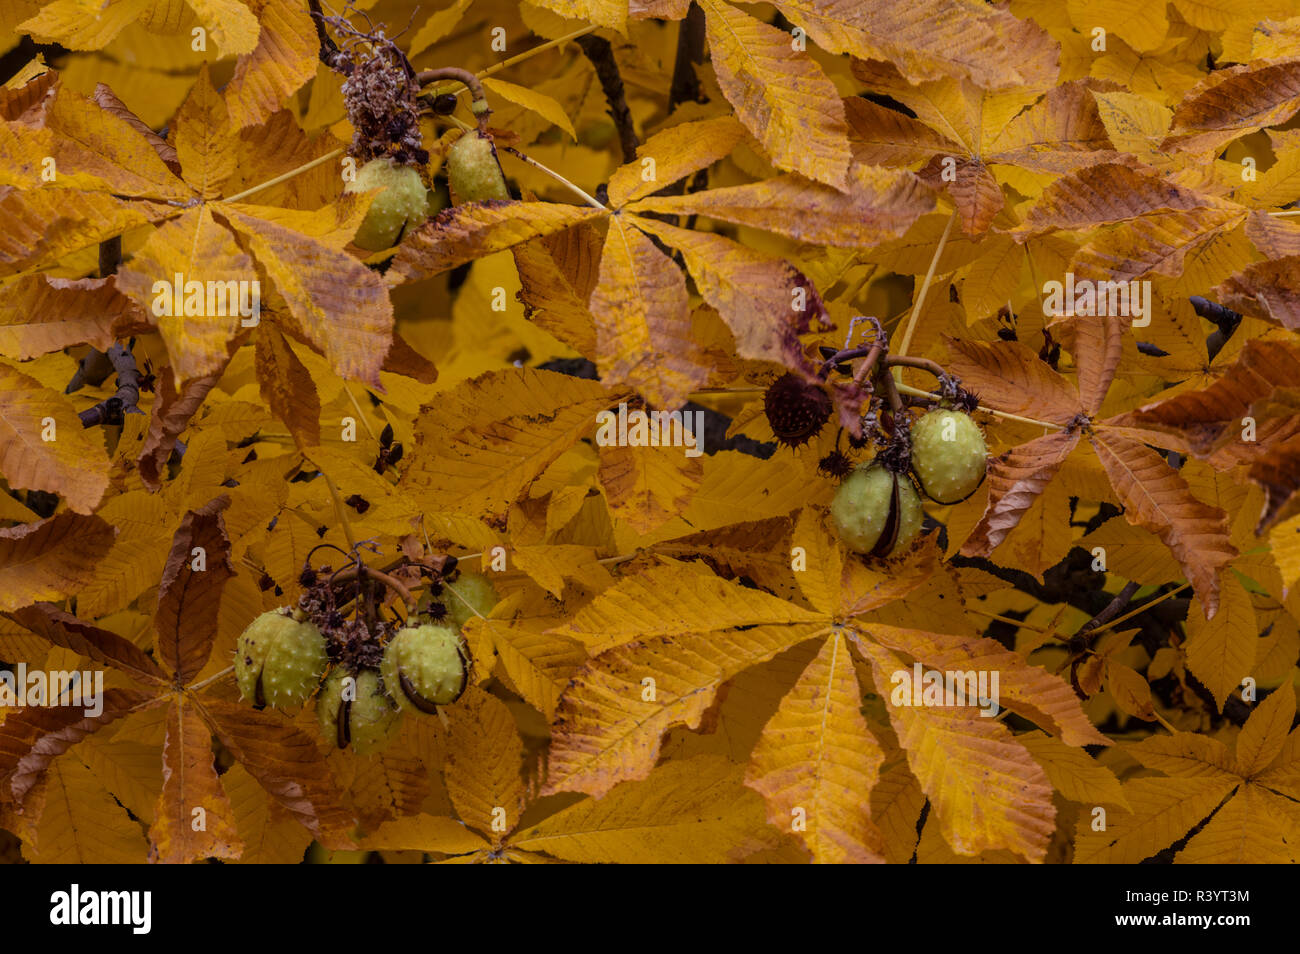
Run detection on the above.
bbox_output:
[743,631,887,863]
[698,0,851,190]
[1078,687,1300,863]
[851,636,1056,862]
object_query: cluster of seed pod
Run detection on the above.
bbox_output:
[234,547,499,754]
[762,320,989,559]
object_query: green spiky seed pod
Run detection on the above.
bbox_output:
[344,158,431,251]
[909,409,988,504]
[447,572,499,630]
[235,609,327,709]
[446,130,510,204]
[380,622,466,712]
[830,463,923,557]
[316,668,401,755]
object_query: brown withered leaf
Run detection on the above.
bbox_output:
[917,157,1002,236]
[701,0,851,190]
[943,337,1084,424]
[152,698,243,863]
[381,331,439,385]
[0,275,145,359]
[0,689,157,807]
[961,430,1081,558]
[154,496,235,684]
[390,201,607,285]
[1017,162,1218,237]
[138,366,226,492]
[1247,435,1300,532]
[1089,431,1236,618]
[1215,257,1300,331]
[1162,59,1300,157]
[588,216,707,409]
[0,516,117,614]
[255,324,321,447]
[845,96,961,166]
[0,363,111,512]
[626,165,935,247]
[201,698,355,847]
[8,602,167,685]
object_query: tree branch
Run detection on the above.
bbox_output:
[668,3,706,112]
[78,342,144,427]
[574,34,639,164]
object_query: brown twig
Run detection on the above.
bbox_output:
[575,34,639,164]
[668,3,706,111]
[78,342,144,427]
[1075,580,1141,645]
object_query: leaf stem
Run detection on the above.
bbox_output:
[1086,582,1190,638]
[224,147,344,204]
[894,382,1063,429]
[499,145,608,210]
[894,209,958,374]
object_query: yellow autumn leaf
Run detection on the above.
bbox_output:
[700,0,850,189]
[744,631,887,863]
